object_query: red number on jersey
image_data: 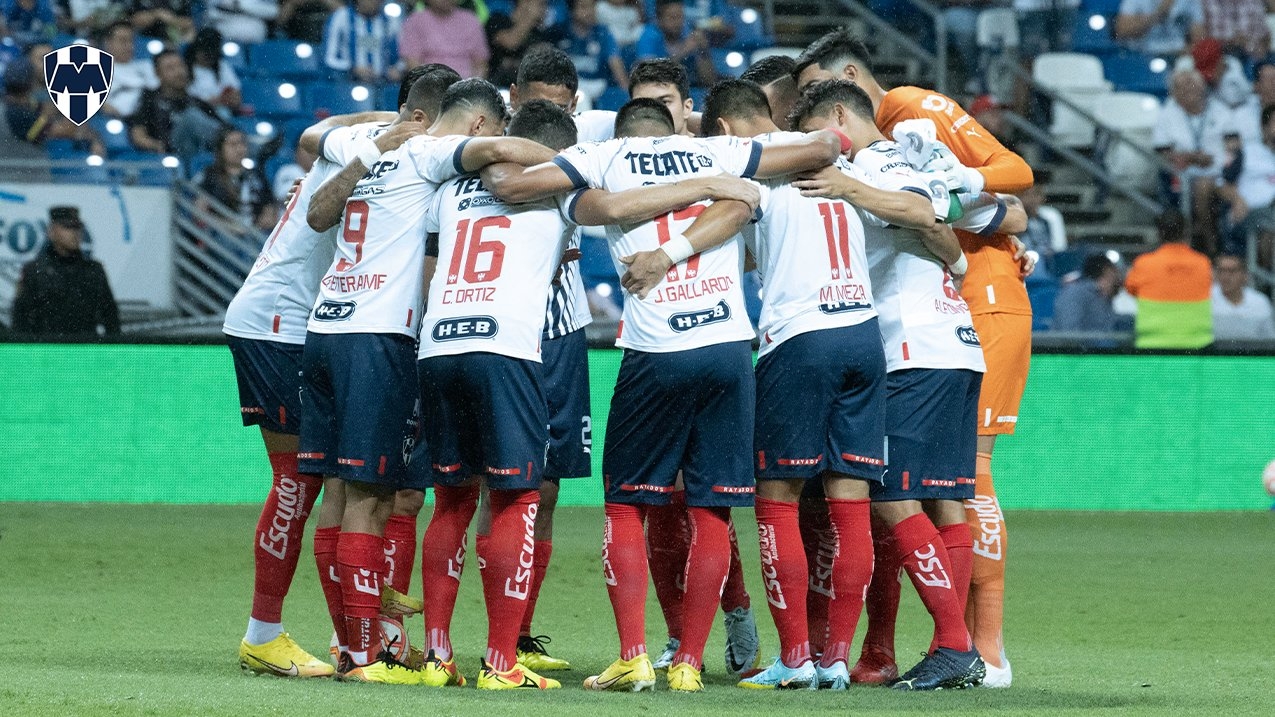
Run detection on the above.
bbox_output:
[942,269,962,301]
[654,203,707,282]
[334,199,369,272]
[817,201,853,281]
[446,216,510,285]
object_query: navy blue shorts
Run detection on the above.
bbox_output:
[602,341,755,508]
[418,352,548,491]
[227,336,304,435]
[542,328,593,480]
[754,321,887,483]
[872,368,982,502]
[298,332,420,487]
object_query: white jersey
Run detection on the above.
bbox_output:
[553,134,763,353]
[420,174,576,361]
[746,132,877,357]
[307,127,470,337]
[222,155,344,344]
[853,141,994,373]
[574,110,616,143]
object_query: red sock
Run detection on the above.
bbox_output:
[755,498,811,667]
[799,498,834,656]
[422,484,478,660]
[478,489,538,672]
[938,522,974,616]
[893,513,971,652]
[520,540,553,635]
[382,513,417,595]
[671,506,731,670]
[336,531,386,663]
[820,498,873,667]
[859,517,902,662]
[312,525,346,646]
[645,492,689,639]
[720,519,751,612]
[604,502,649,660]
[251,454,321,624]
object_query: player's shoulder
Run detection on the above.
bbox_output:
[573,110,617,143]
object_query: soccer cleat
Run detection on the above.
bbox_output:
[380,585,424,618]
[420,649,466,687]
[239,633,335,678]
[737,658,817,690]
[815,661,851,690]
[517,634,571,671]
[333,652,354,681]
[981,654,1012,688]
[329,632,340,667]
[723,606,761,675]
[653,637,680,670]
[476,659,561,690]
[341,649,425,685]
[666,662,704,692]
[404,644,426,671]
[851,647,899,685]
[583,654,657,692]
[892,648,986,691]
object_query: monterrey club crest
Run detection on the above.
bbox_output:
[44,45,113,126]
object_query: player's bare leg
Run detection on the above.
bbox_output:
[965,434,1009,684]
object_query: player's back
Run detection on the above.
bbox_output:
[420,174,575,362]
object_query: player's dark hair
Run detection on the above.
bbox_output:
[1081,253,1115,280]
[1156,208,1187,243]
[787,79,874,130]
[741,55,797,86]
[614,97,675,137]
[794,28,874,80]
[701,79,771,137]
[151,48,185,72]
[98,20,133,44]
[439,77,510,124]
[509,99,578,150]
[185,27,224,67]
[404,66,464,119]
[516,44,579,94]
[1261,103,1275,129]
[629,58,690,103]
[398,63,460,109]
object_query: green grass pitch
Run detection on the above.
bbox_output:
[1,505,1271,715]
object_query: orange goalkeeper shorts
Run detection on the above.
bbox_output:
[971,312,1032,436]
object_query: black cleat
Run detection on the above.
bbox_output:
[891,648,985,691]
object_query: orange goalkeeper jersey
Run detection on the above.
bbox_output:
[876,86,1035,316]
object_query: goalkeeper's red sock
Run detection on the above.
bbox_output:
[604,502,649,661]
[313,525,346,648]
[820,498,873,668]
[478,489,538,673]
[646,492,689,640]
[250,454,321,626]
[382,513,416,595]
[671,506,731,671]
[520,540,553,635]
[336,531,385,665]
[893,513,971,652]
[755,498,811,667]
[422,484,478,661]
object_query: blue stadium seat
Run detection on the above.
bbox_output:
[729,7,772,52]
[88,115,133,157]
[594,86,627,112]
[711,49,746,79]
[742,270,762,327]
[221,44,248,74]
[305,81,377,116]
[579,234,614,281]
[45,139,86,160]
[131,164,179,186]
[380,83,400,111]
[53,163,111,184]
[1102,52,1170,96]
[1026,273,1059,331]
[1081,0,1122,15]
[186,151,215,179]
[248,40,325,79]
[241,78,307,119]
[1071,13,1119,55]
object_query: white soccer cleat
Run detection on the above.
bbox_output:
[737,658,817,689]
[981,653,1012,688]
[652,637,679,670]
[815,660,851,690]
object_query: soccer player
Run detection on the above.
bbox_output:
[794,29,1036,687]
[740,55,800,131]
[300,77,557,684]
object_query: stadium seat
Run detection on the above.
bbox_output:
[594,86,627,112]
[1081,0,1122,14]
[45,139,86,160]
[1072,12,1119,55]
[711,48,747,79]
[976,7,1020,51]
[1033,52,1111,147]
[305,81,377,116]
[730,7,772,51]
[89,115,133,156]
[221,42,248,74]
[380,83,400,111]
[1026,272,1058,331]
[186,151,215,180]
[1093,91,1161,192]
[1102,52,1170,96]
[578,234,614,282]
[240,78,307,119]
[247,40,324,80]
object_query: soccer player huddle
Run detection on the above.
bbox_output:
[224,27,1035,693]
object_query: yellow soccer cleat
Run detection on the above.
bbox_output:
[421,650,467,687]
[666,662,704,692]
[239,633,335,678]
[476,659,561,690]
[381,585,424,619]
[583,654,657,692]
[517,634,571,672]
[341,658,425,685]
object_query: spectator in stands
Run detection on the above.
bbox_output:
[1114,0,1204,57]
[740,54,798,130]
[11,206,120,339]
[203,0,278,45]
[1231,59,1275,142]
[277,0,343,44]
[323,0,403,84]
[1155,68,1232,252]
[1202,0,1270,59]
[99,21,159,118]
[487,0,564,88]
[0,57,103,158]
[1018,183,1066,275]
[272,141,314,199]
[597,0,642,49]
[1174,37,1252,111]
[398,0,488,80]
[1125,208,1214,348]
[1211,253,1275,338]
[1,0,56,47]
[128,49,226,162]
[1219,104,1275,252]
[635,0,714,87]
[1053,254,1132,332]
[1015,0,1080,57]
[197,126,277,233]
[939,0,994,90]
[552,0,626,100]
[185,27,242,120]
[129,0,196,45]
[57,0,126,37]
